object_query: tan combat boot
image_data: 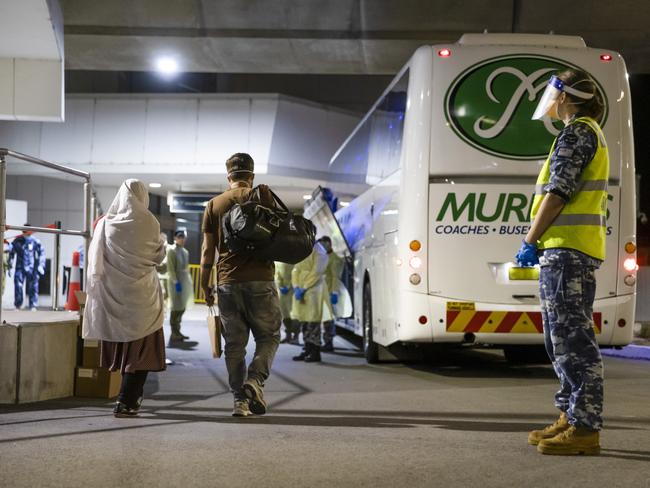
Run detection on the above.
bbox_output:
[537,425,600,456]
[528,412,570,446]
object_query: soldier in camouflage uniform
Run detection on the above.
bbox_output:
[516,69,607,455]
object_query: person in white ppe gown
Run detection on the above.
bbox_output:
[166,230,194,341]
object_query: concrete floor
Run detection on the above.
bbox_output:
[1,309,650,488]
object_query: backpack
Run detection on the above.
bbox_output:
[222,186,316,264]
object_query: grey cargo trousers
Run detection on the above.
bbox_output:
[217,281,282,400]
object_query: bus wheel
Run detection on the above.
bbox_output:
[503,345,550,365]
[363,280,380,364]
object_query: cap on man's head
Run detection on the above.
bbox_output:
[226,153,254,176]
[174,230,186,238]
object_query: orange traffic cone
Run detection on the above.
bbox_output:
[65,251,81,311]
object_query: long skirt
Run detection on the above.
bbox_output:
[100,328,166,374]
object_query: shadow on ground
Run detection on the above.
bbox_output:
[0,404,645,446]
[407,347,556,380]
[166,340,199,350]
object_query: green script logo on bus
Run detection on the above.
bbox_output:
[444,55,608,160]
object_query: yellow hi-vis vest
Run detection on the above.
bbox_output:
[530,116,609,261]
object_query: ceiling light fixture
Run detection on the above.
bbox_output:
[149,182,162,188]
[155,57,179,76]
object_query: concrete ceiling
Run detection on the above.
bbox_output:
[60,0,650,74]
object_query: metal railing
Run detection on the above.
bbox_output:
[0,148,93,323]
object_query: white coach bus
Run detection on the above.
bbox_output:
[305,33,636,363]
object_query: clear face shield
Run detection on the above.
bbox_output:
[532,75,594,120]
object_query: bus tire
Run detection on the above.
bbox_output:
[503,345,550,365]
[363,280,380,364]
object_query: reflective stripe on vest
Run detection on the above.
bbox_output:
[530,116,609,261]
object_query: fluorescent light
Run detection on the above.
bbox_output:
[176,218,188,223]
[156,57,178,76]
[303,194,312,200]
[149,182,162,188]
[340,201,350,207]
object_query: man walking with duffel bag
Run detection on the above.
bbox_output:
[200,153,283,417]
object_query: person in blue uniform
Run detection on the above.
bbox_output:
[517,69,607,456]
[8,225,46,310]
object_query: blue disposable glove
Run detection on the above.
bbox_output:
[294,287,306,301]
[515,240,539,267]
[37,266,45,276]
[175,281,182,293]
[330,292,338,305]
[279,286,289,295]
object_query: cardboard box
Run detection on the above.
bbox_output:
[75,367,121,399]
[82,339,101,368]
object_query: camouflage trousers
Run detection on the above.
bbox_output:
[322,320,336,345]
[301,321,321,346]
[539,256,604,431]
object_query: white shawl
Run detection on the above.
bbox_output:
[83,179,166,342]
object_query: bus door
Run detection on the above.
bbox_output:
[303,187,354,325]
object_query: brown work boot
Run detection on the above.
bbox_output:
[537,425,600,456]
[528,412,570,445]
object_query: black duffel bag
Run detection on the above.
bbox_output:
[223,186,316,264]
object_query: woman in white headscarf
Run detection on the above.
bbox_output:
[83,179,167,417]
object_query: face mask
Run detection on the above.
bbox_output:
[532,75,594,120]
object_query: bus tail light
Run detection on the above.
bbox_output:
[409,257,422,269]
[624,242,636,254]
[618,319,627,328]
[623,258,638,272]
[600,54,613,62]
[409,273,421,285]
[418,315,428,325]
[438,48,452,58]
